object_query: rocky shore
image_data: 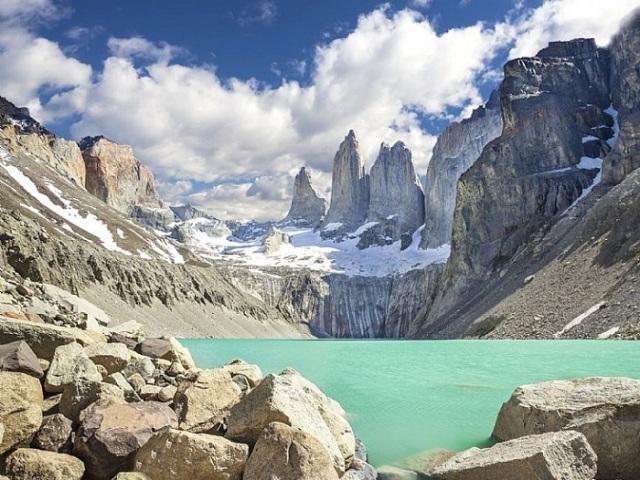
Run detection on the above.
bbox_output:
[1,269,638,479]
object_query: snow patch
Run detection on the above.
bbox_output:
[350,221,379,237]
[323,222,343,232]
[597,326,619,339]
[554,301,606,337]
[1,163,129,254]
[581,135,599,143]
[604,105,619,147]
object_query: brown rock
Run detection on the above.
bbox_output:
[222,358,263,387]
[0,372,43,454]
[5,448,85,480]
[174,369,241,433]
[59,379,126,423]
[493,377,640,479]
[85,342,138,375]
[0,340,44,378]
[431,431,597,480]
[0,317,95,361]
[226,373,353,474]
[243,422,339,480]
[112,474,151,480]
[31,413,73,453]
[134,428,248,480]
[73,400,178,480]
[44,342,102,393]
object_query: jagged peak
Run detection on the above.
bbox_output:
[78,135,114,151]
[0,95,50,136]
[536,38,598,59]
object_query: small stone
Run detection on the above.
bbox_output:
[0,340,44,378]
[31,413,73,453]
[158,384,177,402]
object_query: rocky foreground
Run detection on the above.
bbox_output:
[0,271,639,479]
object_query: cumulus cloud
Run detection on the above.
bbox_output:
[509,0,640,58]
[1,0,638,220]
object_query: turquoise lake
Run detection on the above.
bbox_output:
[180,339,640,467]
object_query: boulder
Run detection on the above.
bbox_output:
[138,385,162,401]
[430,431,597,480]
[0,339,44,378]
[4,448,85,480]
[85,342,137,375]
[0,372,43,454]
[31,413,73,453]
[342,459,379,480]
[104,372,137,400]
[0,317,95,361]
[222,358,263,387]
[157,384,176,403]
[243,422,339,480]
[112,474,151,480]
[493,377,640,479]
[376,465,421,480]
[174,368,241,433]
[226,373,354,474]
[121,356,155,382]
[44,342,102,393]
[127,372,147,392]
[59,379,126,422]
[136,337,195,370]
[134,428,248,480]
[73,401,178,480]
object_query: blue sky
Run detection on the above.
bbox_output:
[1,0,638,220]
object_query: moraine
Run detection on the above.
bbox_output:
[181,338,640,467]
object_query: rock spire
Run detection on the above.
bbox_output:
[283,167,326,226]
[322,130,369,230]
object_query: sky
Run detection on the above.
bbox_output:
[0,0,638,220]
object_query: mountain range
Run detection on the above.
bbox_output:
[0,11,638,340]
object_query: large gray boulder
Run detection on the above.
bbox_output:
[59,379,126,422]
[73,400,178,480]
[244,421,339,480]
[0,372,43,454]
[4,448,85,480]
[0,339,44,378]
[84,342,138,375]
[431,431,597,480]
[222,358,263,388]
[134,428,248,480]
[283,166,327,226]
[173,368,242,433]
[0,317,95,361]
[44,342,102,393]
[493,377,640,479]
[322,130,369,233]
[226,373,354,474]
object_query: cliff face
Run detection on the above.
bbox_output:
[411,20,640,339]
[420,93,503,249]
[368,141,425,238]
[283,167,326,227]
[602,13,640,184]
[322,130,369,231]
[81,136,173,228]
[217,264,443,338]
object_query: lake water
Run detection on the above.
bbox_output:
[180,339,640,467]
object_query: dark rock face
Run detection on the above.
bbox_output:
[322,131,369,233]
[0,96,49,136]
[283,167,326,227]
[602,13,640,184]
[368,142,424,243]
[413,37,619,337]
[420,93,503,249]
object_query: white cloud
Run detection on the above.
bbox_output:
[237,1,278,27]
[509,0,640,58]
[410,0,432,8]
[1,0,638,221]
[107,37,186,63]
